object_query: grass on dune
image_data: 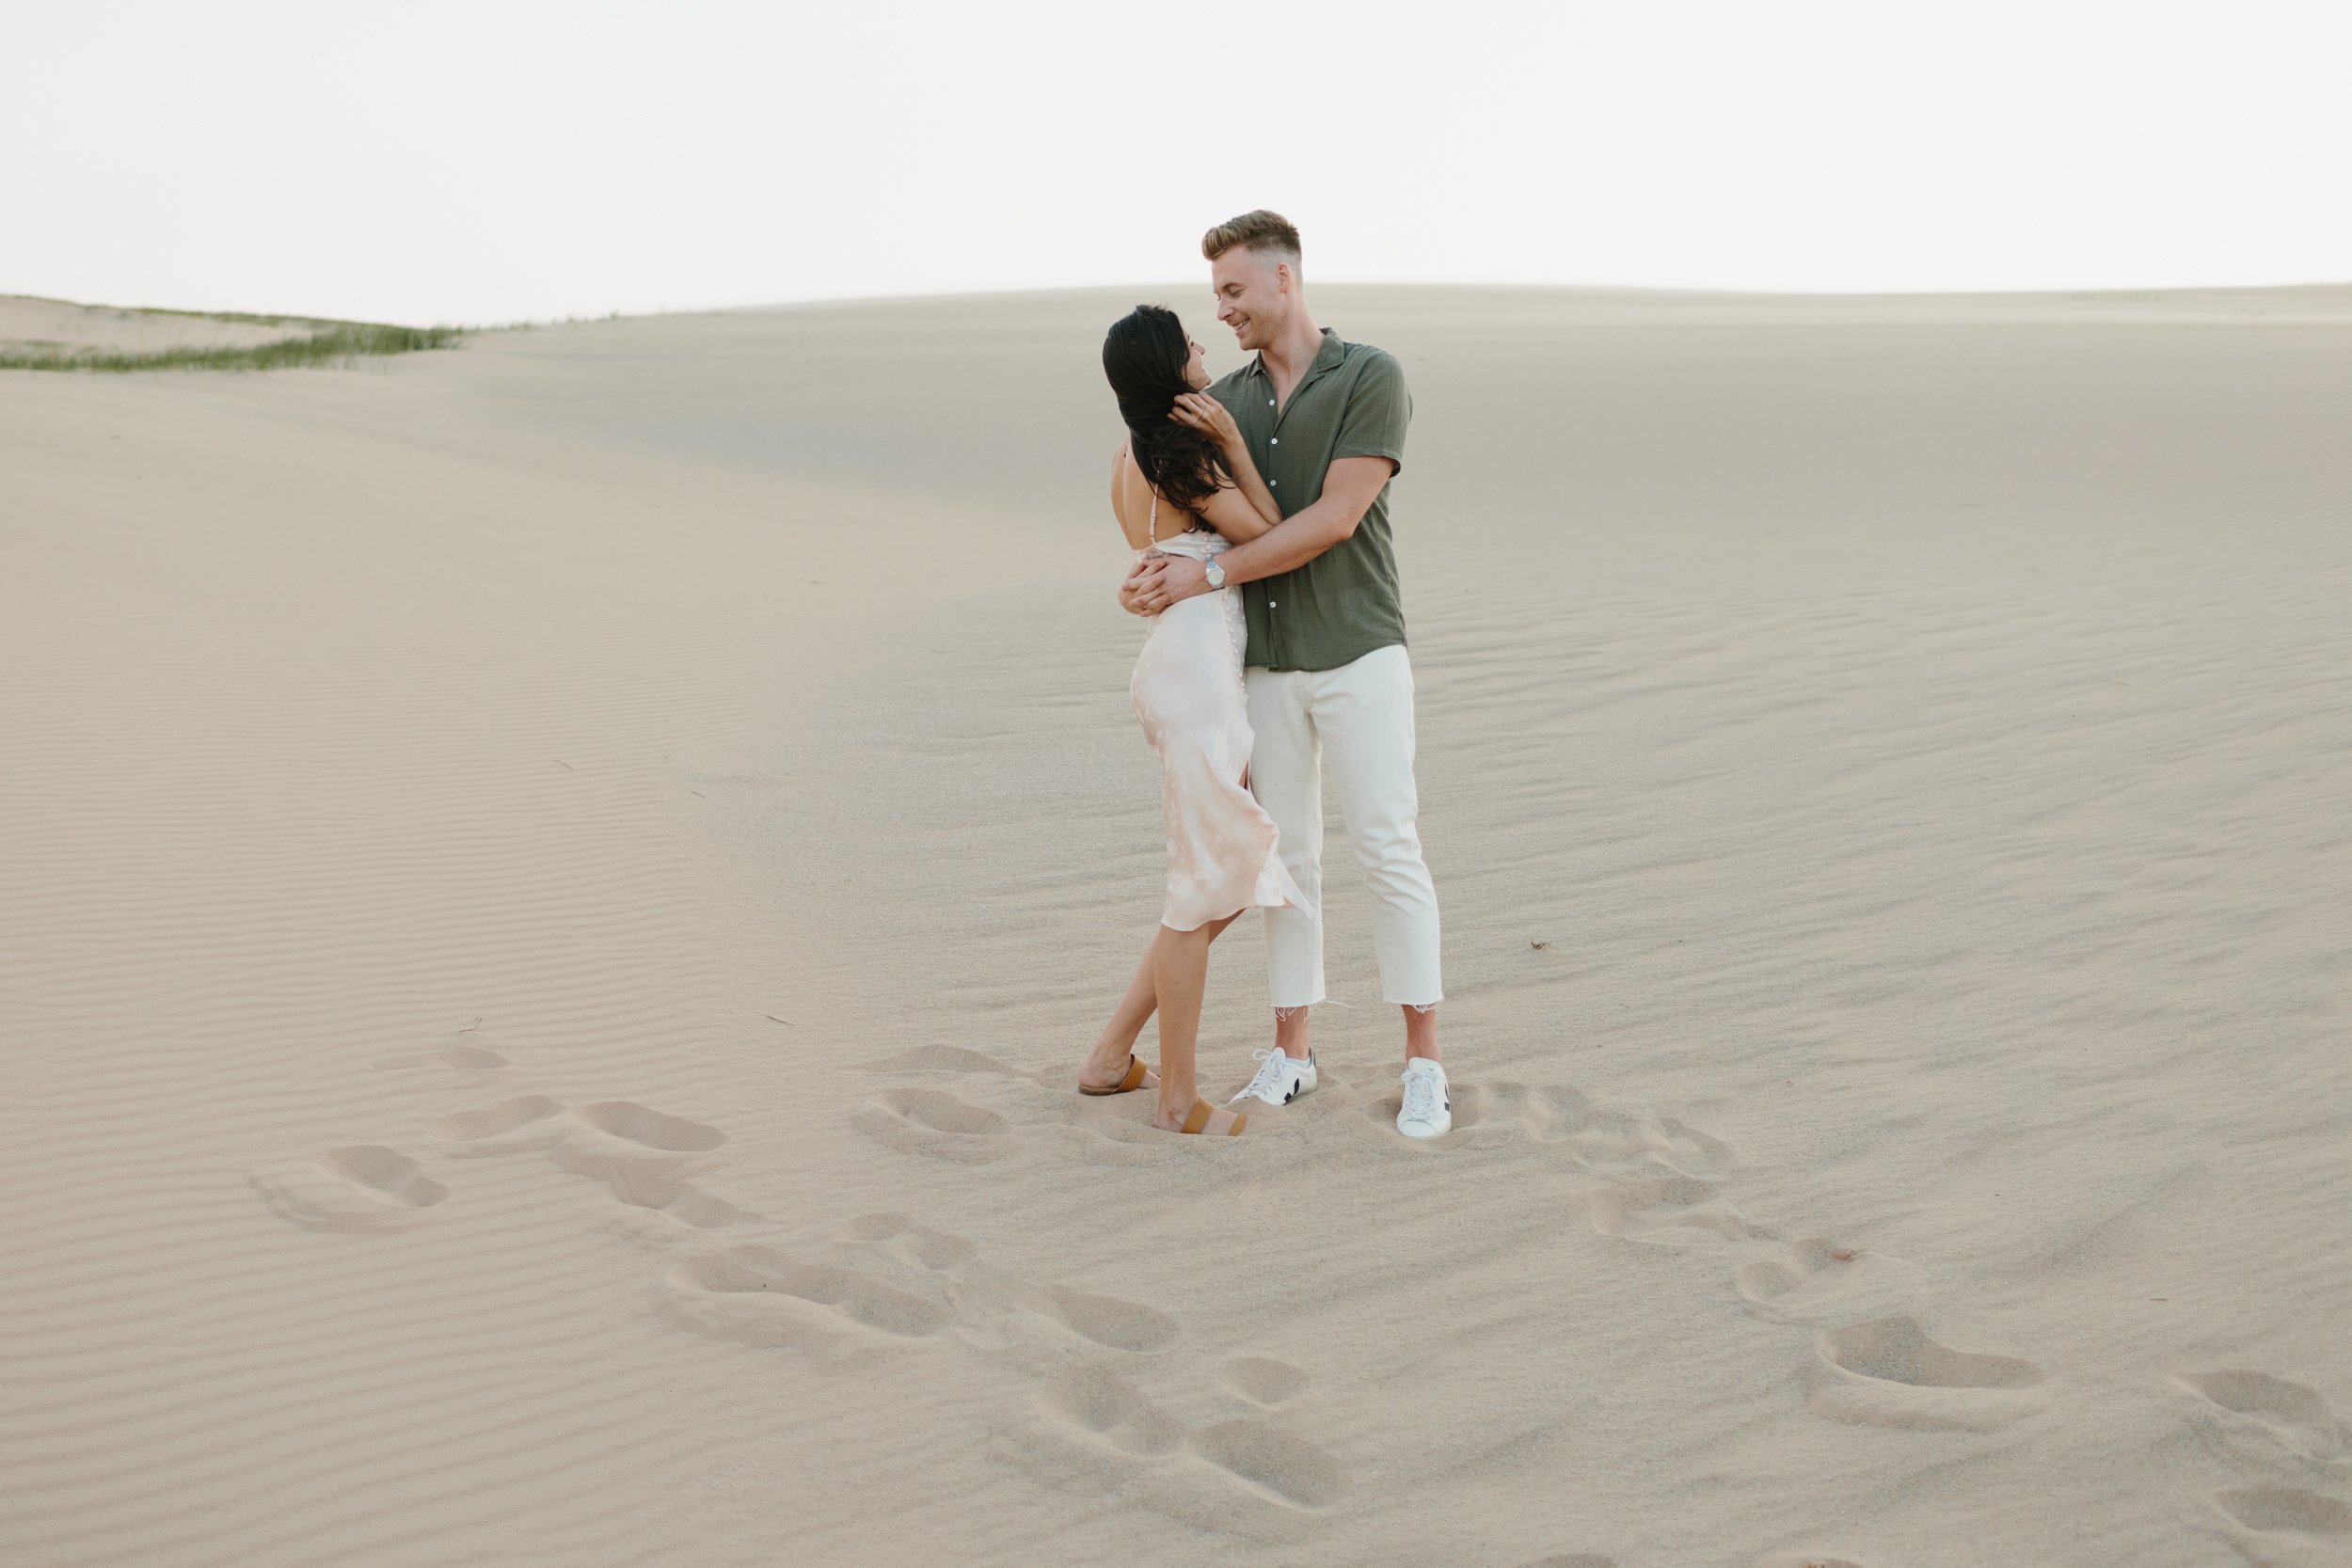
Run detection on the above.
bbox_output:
[0,313,466,373]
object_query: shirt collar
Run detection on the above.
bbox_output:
[1244,327,1343,383]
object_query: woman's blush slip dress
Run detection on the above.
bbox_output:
[1129,492,1309,932]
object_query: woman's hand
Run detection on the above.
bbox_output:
[1170,392,1242,450]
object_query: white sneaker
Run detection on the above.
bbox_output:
[1397,1060,1452,1138]
[1231,1048,1317,1107]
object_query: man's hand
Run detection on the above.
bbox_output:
[1127,553,1210,615]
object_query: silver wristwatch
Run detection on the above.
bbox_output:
[1203,559,1227,591]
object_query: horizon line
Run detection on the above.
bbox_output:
[11,275,2352,334]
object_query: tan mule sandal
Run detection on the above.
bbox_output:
[1078,1054,1155,1096]
[1174,1099,1247,1136]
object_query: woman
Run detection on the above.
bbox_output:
[1073,305,1307,1136]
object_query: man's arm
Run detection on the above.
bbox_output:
[1125,456,1392,612]
[1124,349,1409,616]
[1208,456,1391,582]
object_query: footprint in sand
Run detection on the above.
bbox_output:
[1342,1077,1735,1174]
[551,1145,744,1230]
[837,1212,978,1270]
[1019,1285,1179,1354]
[569,1101,726,1152]
[426,1093,745,1227]
[861,1044,1020,1077]
[676,1221,1349,1520]
[1190,1418,1350,1509]
[667,1245,949,1342]
[2175,1370,2349,1463]
[250,1145,449,1231]
[1528,1088,1734,1180]
[1737,1237,1924,1323]
[1589,1176,1758,1244]
[1221,1356,1311,1407]
[834,1218,1172,1352]
[430,1095,567,1147]
[1027,1366,1349,1511]
[315,1146,448,1206]
[2210,1486,2352,1556]
[854,1086,1012,1164]
[1806,1315,2046,1432]
[1060,1104,1178,1167]
[1035,1365,1185,1456]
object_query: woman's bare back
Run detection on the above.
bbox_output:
[1110,441,1198,551]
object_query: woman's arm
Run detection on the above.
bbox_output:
[1121,455,1392,616]
[1171,393,1280,542]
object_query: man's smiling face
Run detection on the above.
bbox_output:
[1212,245,1292,353]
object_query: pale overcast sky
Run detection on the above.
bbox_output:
[8,1,2348,325]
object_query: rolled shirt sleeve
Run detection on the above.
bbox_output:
[1331,348,1410,475]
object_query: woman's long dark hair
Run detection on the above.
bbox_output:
[1103,304,1228,515]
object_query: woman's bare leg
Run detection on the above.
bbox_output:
[1148,924,1211,1115]
[1147,916,1246,1132]
[1079,914,1244,1110]
[1078,945,1161,1090]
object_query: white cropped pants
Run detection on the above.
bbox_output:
[1245,643,1444,1009]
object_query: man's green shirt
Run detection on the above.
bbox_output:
[1209,328,1411,673]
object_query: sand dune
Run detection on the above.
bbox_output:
[0,294,318,358]
[4,284,2348,1566]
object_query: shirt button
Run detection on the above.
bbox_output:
[1270,437,1279,446]
[1267,399,1275,406]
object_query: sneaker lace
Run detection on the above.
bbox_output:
[1401,1069,1440,1124]
[1238,1047,1291,1100]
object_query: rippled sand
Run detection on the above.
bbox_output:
[5,284,2348,1567]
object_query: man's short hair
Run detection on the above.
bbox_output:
[1202,210,1302,266]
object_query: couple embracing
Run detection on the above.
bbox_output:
[1075,210,1451,1141]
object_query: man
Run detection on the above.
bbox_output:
[1123,210,1450,1138]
